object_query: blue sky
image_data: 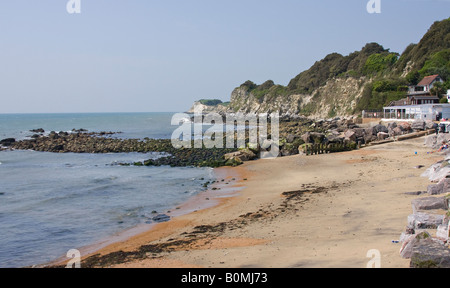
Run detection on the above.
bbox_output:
[0,0,449,113]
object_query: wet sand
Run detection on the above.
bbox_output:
[59,136,441,268]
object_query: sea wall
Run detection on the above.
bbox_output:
[397,135,450,268]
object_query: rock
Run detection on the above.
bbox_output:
[224,156,243,167]
[425,135,438,148]
[408,212,444,229]
[151,214,171,223]
[398,122,412,132]
[426,178,450,195]
[286,134,299,144]
[0,138,16,147]
[344,129,356,141]
[391,127,403,136]
[372,124,389,134]
[436,220,449,241]
[377,132,390,141]
[387,122,398,130]
[224,149,257,162]
[400,232,430,259]
[327,134,344,144]
[310,132,326,144]
[302,132,325,144]
[280,143,300,156]
[426,120,438,130]
[410,239,450,268]
[30,128,44,133]
[411,197,447,213]
[411,119,426,131]
[421,162,450,182]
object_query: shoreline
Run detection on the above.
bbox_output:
[53,135,442,268]
[45,165,247,268]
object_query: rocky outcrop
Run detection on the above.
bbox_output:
[0,138,16,147]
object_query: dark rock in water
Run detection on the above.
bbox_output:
[0,192,5,196]
[72,128,88,133]
[30,128,44,133]
[0,138,16,147]
[151,214,171,223]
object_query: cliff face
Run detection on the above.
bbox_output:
[228,86,304,116]
[227,76,368,119]
[189,18,450,119]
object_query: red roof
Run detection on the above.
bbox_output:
[417,75,440,86]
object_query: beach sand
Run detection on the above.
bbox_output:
[71,136,442,268]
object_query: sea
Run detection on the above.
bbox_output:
[0,113,218,268]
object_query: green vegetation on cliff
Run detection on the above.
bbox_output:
[221,17,450,117]
[198,99,224,106]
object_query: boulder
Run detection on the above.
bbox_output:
[344,129,356,141]
[286,134,298,144]
[29,128,45,133]
[372,124,389,134]
[411,197,448,213]
[426,120,438,130]
[224,156,243,167]
[408,212,444,230]
[310,132,325,144]
[327,134,344,144]
[390,127,403,137]
[0,138,16,147]
[436,220,449,242]
[421,162,450,182]
[387,122,398,130]
[410,240,450,268]
[302,132,325,144]
[151,214,171,223]
[224,149,257,162]
[398,122,412,132]
[411,119,426,131]
[426,178,450,195]
[280,143,300,157]
[400,231,432,259]
[424,135,438,149]
[301,132,311,144]
[377,132,390,141]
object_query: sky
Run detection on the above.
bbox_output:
[0,0,449,113]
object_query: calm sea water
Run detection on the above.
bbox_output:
[0,113,215,268]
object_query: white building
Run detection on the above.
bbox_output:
[447,89,450,103]
[382,104,450,122]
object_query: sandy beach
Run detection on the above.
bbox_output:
[67,136,442,268]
